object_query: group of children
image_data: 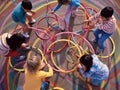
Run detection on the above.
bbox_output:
[0,0,116,89]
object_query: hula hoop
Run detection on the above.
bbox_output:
[53,87,64,90]
[9,58,25,72]
[36,16,60,36]
[47,39,81,73]
[44,32,94,55]
[65,45,84,63]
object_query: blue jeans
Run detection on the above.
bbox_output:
[40,81,49,90]
[93,29,112,49]
[91,79,102,86]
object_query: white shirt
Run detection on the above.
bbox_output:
[0,33,11,56]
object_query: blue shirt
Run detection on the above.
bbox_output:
[79,54,109,80]
[11,2,26,24]
[53,0,80,12]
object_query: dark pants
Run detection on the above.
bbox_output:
[40,81,49,90]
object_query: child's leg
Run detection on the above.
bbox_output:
[91,79,101,86]
[93,29,102,42]
[98,31,112,49]
[40,81,49,90]
[20,24,30,38]
[64,5,72,25]
[71,7,78,17]
[26,12,36,24]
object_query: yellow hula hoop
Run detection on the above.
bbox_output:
[53,87,64,90]
[28,47,45,61]
[9,57,25,72]
[97,37,115,58]
[65,45,84,63]
[47,39,81,73]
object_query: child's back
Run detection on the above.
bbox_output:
[23,56,53,90]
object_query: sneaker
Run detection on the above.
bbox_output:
[22,46,31,51]
[15,55,26,61]
[21,33,29,38]
[29,19,36,26]
[61,28,65,32]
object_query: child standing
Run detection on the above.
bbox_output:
[52,0,80,31]
[23,56,53,90]
[85,6,116,53]
[11,0,36,38]
[77,54,109,86]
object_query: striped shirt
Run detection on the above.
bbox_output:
[89,12,116,34]
[0,33,11,56]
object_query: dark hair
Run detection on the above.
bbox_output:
[80,54,93,72]
[6,33,25,50]
[22,0,32,10]
[57,0,70,5]
[26,56,41,73]
[100,6,114,18]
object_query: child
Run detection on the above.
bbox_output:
[0,33,27,58]
[52,0,80,31]
[77,54,109,86]
[84,6,116,54]
[11,0,36,38]
[23,56,53,90]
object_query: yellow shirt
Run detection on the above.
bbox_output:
[23,67,53,90]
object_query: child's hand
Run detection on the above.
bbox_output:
[47,64,51,67]
[21,43,29,48]
[77,64,82,68]
[49,11,54,14]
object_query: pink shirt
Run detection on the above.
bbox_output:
[89,12,116,34]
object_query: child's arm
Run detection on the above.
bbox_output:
[84,12,101,28]
[39,64,53,78]
[77,64,82,68]
[53,4,62,12]
[88,12,100,21]
[27,10,36,16]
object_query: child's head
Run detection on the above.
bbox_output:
[22,0,32,10]
[80,54,93,72]
[57,0,70,5]
[100,6,114,19]
[25,56,41,73]
[6,33,25,50]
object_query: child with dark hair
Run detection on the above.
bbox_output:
[11,0,36,38]
[51,0,80,31]
[6,33,25,51]
[77,54,109,86]
[0,33,24,56]
[84,6,116,54]
[0,33,29,60]
[23,56,53,90]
